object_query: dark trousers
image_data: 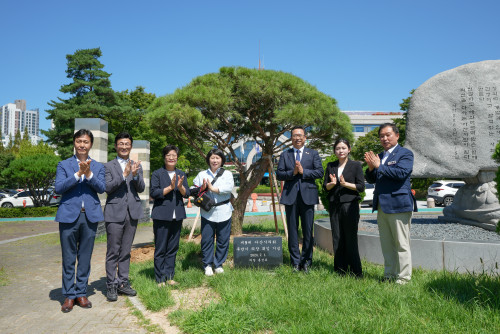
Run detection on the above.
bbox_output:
[200,217,231,268]
[105,211,138,287]
[285,193,315,267]
[59,212,97,299]
[329,200,362,276]
[153,219,182,282]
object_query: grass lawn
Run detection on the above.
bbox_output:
[0,267,8,286]
[129,219,500,334]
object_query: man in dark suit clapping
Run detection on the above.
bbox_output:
[364,123,418,285]
[55,129,106,313]
[104,132,145,301]
[277,126,324,273]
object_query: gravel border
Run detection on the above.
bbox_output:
[358,215,500,242]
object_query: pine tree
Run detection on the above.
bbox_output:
[43,48,134,159]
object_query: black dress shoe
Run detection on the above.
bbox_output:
[61,298,74,313]
[302,263,310,274]
[118,282,137,296]
[107,284,118,302]
[292,265,300,273]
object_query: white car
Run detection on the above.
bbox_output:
[0,189,60,208]
[362,183,375,206]
[427,180,465,207]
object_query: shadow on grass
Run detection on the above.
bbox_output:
[137,266,156,281]
[425,272,500,310]
[181,249,204,270]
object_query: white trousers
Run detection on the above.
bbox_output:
[377,204,412,281]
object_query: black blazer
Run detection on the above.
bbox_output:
[323,159,365,203]
[150,167,190,221]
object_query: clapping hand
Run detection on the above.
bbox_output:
[326,173,337,187]
[177,175,185,192]
[123,160,132,177]
[170,173,177,190]
[364,151,380,170]
[339,174,346,187]
[78,160,92,178]
[199,179,208,192]
[131,160,141,177]
[294,161,303,175]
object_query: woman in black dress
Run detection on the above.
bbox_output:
[323,139,365,277]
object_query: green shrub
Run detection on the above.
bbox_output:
[252,185,272,193]
[0,206,58,218]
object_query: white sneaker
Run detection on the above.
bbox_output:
[214,267,224,274]
[204,266,214,276]
[395,279,409,285]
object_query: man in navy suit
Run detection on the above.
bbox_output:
[364,123,417,285]
[277,126,324,273]
[55,129,106,312]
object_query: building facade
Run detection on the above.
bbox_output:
[0,99,41,145]
[344,111,404,139]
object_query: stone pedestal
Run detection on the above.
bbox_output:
[130,140,150,223]
[74,118,108,164]
[405,60,500,231]
[440,171,500,231]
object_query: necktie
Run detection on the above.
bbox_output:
[295,150,301,190]
[296,149,301,162]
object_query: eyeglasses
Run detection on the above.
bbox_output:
[117,143,131,147]
[165,154,178,158]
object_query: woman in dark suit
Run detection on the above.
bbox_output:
[150,145,189,286]
[323,138,365,277]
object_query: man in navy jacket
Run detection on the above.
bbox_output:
[277,126,324,273]
[365,123,417,284]
[55,129,106,312]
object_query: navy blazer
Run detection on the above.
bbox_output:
[323,159,365,204]
[276,147,324,206]
[365,145,418,214]
[150,167,190,221]
[55,156,106,223]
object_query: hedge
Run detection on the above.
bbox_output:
[0,206,58,218]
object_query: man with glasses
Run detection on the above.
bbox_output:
[277,126,324,273]
[104,132,145,301]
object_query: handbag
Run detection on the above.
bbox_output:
[191,168,230,211]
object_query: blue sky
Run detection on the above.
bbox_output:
[1,0,499,133]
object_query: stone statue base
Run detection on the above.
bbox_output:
[441,172,500,232]
[438,215,497,232]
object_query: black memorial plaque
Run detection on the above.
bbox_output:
[233,236,283,268]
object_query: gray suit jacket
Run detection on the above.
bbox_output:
[104,158,146,222]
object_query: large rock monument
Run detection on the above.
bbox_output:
[405,60,500,230]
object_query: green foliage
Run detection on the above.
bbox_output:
[0,151,15,188]
[251,185,272,193]
[0,206,58,218]
[1,154,60,206]
[0,267,8,286]
[43,47,136,160]
[350,127,383,161]
[315,154,338,211]
[148,67,353,232]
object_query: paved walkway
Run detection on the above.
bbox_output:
[0,222,157,334]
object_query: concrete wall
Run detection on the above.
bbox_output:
[315,219,500,274]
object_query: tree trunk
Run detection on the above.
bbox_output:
[230,160,269,235]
